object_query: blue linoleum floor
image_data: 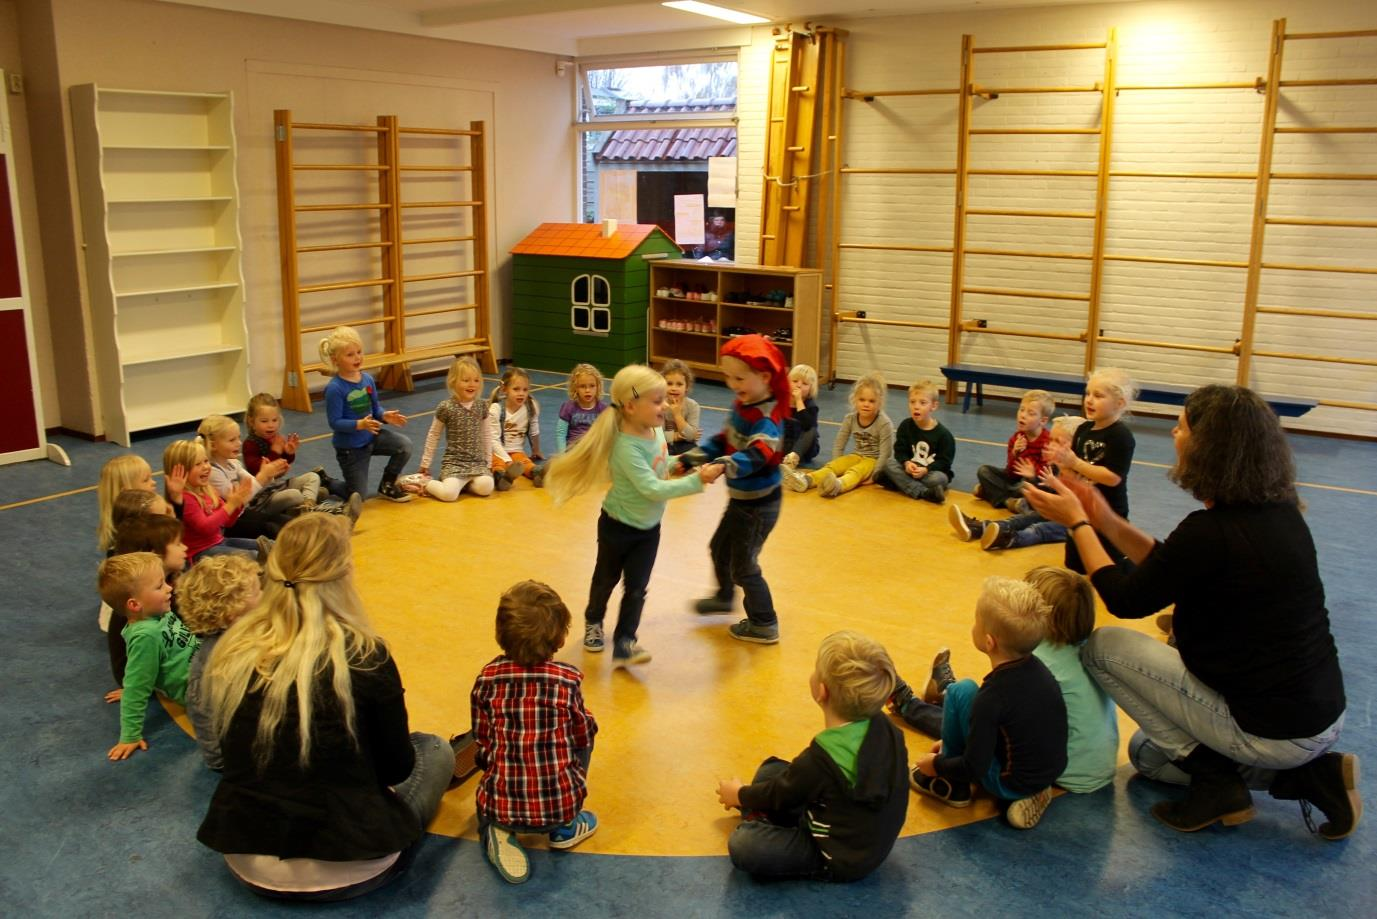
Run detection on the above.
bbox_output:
[2,369,1374,917]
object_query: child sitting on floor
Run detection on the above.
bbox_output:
[949,415,1085,551]
[244,392,352,504]
[789,372,892,498]
[893,566,1116,796]
[106,514,189,703]
[780,363,821,471]
[487,366,542,491]
[179,554,261,772]
[907,576,1068,829]
[555,362,609,453]
[973,389,1055,511]
[199,414,321,537]
[97,455,156,552]
[417,356,494,501]
[877,378,955,504]
[715,630,909,882]
[659,358,701,457]
[100,552,200,761]
[163,440,262,562]
[1052,368,1137,573]
[472,581,598,884]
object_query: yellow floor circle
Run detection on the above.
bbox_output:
[175,479,1153,856]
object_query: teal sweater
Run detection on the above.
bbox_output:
[602,427,703,530]
[1032,640,1118,793]
[119,612,201,744]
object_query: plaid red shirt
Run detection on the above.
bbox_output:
[471,656,597,829]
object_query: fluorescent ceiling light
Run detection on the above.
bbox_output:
[662,2,770,25]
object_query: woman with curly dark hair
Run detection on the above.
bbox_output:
[1024,384,1358,841]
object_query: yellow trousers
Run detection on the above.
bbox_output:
[807,454,875,494]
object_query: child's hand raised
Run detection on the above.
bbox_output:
[698,463,725,485]
[108,738,148,761]
[382,409,408,427]
[1047,440,1075,469]
[716,777,744,810]
[165,464,187,501]
[228,476,254,509]
[285,433,300,452]
[1013,433,1028,453]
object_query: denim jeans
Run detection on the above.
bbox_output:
[199,538,259,561]
[940,679,1019,800]
[1082,627,1345,778]
[335,426,412,499]
[878,457,948,500]
[975,464,1024,507]
[727,758,827,879]
[1001,511,1068,548]
[585,511,661,644]
[708,496,780,627]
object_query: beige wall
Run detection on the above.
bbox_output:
[18,0,576,435]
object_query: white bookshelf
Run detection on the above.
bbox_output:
[71,85,249,445]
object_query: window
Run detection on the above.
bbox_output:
[577,58,738,241]
[571,274,591,331]
[571,273,611,335]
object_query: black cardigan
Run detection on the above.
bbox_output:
[1091,502,1345,740]
[197,648,421,860]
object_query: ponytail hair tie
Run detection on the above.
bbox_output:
[281,579,296,590]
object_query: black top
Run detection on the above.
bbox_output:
[1090,502,1345,740]
[198,647,421,860]
[782,398,820,463]
[738,715,908,882]
[893,419,955,479]
[935,655,1068,797]
[1073,420,1135,516]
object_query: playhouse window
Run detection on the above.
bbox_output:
[592,276,610,306]
[571,274,610,335]
[571,274,590,305]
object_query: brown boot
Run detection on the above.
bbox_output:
[1269,752,1361,840]
[1150,745,1254,832]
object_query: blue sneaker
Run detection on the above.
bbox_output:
[483,824,530,884]
[549,810,598,850]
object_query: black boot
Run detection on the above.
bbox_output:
[1150,745,1255,832]
[1269,752,1361,841]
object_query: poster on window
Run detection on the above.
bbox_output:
[707,156,737,208]
[673,194,706,245]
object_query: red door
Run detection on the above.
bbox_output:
[0,151,41,455]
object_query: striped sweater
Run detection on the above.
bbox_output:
[704,397,786,501]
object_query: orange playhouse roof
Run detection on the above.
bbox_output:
[511,223,674,260]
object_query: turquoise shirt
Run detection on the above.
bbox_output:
[119,612,201,743]
[602,427,703,530]
[1033,640,1118,793]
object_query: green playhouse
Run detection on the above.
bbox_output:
[511,222,683,373]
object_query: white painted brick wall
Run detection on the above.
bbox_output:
[733,0,1377,435]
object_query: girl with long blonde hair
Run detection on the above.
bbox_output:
[196,513,454,901]
[163,439,259,561]
[415,355,494,501]
[545,364,723,665]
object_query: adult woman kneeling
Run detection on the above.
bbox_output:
[1024,384,1358,840]
[197,513,455,899]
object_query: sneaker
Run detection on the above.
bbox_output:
[981,523,1014,551]
[972,483,985,501]
[909,769,973,807]
[889,675,918,713]
[583,622,605,652]
[256,536,273,564]
[947,503,983,541]
[923,482,947,504]
[729,618,780,645]
[819,469,842,498]
[483,824,530,884]
[1007,788,1053,829]
[494,469,514,492]
[532,464,546,488]
[346,492,364,524]
[1004,497,1023,513]
[923,648,955,705]
[613,638,652,667]
[397,472,429,494]
[783,467,812,493]
[781,451,800,469]
[449,731,479,784]
[548,810,598,850]
[377,480,413,503]
[694,595,734,615]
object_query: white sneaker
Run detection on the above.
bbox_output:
[782,452,800,469]
[1007,788,1053,830]
[783,467,811,492]
[583,622,605,652]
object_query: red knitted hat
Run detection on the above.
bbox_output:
[720,334,792,410]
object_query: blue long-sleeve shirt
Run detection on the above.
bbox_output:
[325,373,385,449]
[703,397,786,501]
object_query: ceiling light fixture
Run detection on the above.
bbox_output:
[662,2,770,26]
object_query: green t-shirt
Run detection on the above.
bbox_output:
[602,427,703,530]
[814,719,870,787]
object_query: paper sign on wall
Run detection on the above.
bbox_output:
[708,156,737,208]
[674,194,706,245]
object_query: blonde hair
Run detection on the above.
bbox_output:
[111,489,164,534]
[98,455,153,549]
[317,325,364,371]
[163,440,220,514]
[908,379,939,402]
[445,355,484,402]
[659,358,695,391]
[975,576,1050,656]
[489,366,538,416]
[197,414,240,449]
[496,580,571,667]
[815,630,897,722]
[1021,389,1055,420]
[205,514,378,771]
[789,364,818,401]
[545,364,666,506]
[97,552,163,617]
[567,363,605,401]
[850,371,887,410]
[1024,566,1096,647]
[1087,367,1138,409]
[1050,414,1085,440]
[178,555,261,636]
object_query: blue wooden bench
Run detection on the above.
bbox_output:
[940,363,1317,418]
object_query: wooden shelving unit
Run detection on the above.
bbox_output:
[71,86,250,445]
[647,262,822,380]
